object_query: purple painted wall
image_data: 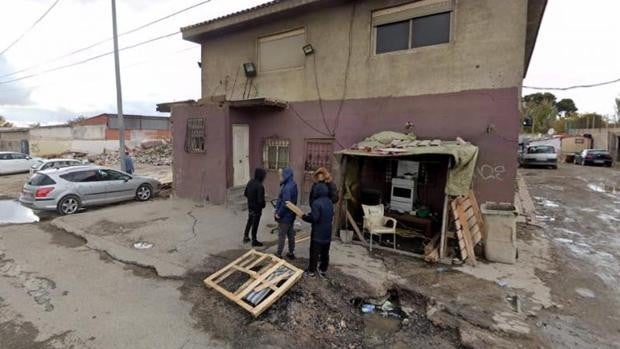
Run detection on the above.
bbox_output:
[172,87,520,205]
[171,104,231,204]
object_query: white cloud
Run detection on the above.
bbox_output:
[0,0,270,124]
[524,0,620,117]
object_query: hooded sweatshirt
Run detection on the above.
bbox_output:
[244,168,267,212]
[275,167,298,224]
[302,183,334,243]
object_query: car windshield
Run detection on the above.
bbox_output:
[528,146,555,154]
[588,150,608,154]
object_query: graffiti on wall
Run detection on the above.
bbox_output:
[476,163,506,181]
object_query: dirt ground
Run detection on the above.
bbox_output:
[180,250,461,349]
[519,162,620,348]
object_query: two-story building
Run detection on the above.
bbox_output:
[167,0,546,205]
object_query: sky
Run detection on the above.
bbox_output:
[0,0,619,126]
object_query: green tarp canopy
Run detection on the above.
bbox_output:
[336,133,478,196]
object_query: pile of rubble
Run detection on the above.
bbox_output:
[84,140,172,166]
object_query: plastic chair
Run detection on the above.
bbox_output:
[362,204,397,251]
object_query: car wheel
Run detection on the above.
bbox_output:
[136,184,152,201]
[57,195,80,215]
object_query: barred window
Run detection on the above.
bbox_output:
[263,139,290,170]
[185,118,205,153]
[304,139,333,172]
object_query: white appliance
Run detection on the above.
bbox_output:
[397,160,419,178]
[390,177,416,212]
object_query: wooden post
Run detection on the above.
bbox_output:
[333,155,348,236]
[439,157,451,259]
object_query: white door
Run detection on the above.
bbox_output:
[232,124,250,187]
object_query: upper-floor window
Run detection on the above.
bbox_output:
[258,28,305,72]
[373,1,452,54]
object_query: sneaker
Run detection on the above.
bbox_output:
[275,253,283,259]
[285,253,296,260]
[318,270,327,279]
[304,271,316,278]
[252,241,264,247]
[243,237,251,243]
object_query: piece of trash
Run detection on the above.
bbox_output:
[381,300,395,312]
[361,304,375,313]
[507,295,521,313]
[133,242,153,249]
[496,279,509,287]
[575,288,596,298]
[436,267,447,273]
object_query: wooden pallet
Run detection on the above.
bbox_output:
[203,250,303,317]
[450,191,486,266]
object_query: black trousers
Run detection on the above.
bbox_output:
[244,210,262,241]
[308,240,331,273]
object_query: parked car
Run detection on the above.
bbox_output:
[518,145,558,169]
[574,149,613,167]
[0,152,43,175]
[19,166,161,215]
[30,158,85,175]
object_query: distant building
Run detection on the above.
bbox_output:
[2,114,170,157]
[166,0,547,204]
[0,128,30,154]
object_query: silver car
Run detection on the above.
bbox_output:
[19,166,160,215]
[518,145,558,169]
[30,158,85,175]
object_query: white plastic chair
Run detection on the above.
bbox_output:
[362,204,397,251]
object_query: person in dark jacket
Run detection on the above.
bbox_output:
[309,167,338,205]
[124,151,135,174]
[275,167,298,259]
[302,182,334,278]
[243,168,267,246]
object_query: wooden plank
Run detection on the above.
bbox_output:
[346,209,367,243]
[454,202,477,266]
[253,271,292,292]
[204,279,256,313]
[250,270,303,317]
[285,201,304,217]
[451,199,469,261]
[235,260,286,301]
[208,250,256,283]
[468,190,486,240]
[231,265,259,277]
[213,252,268,284]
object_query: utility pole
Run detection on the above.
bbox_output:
[111,0,126,172]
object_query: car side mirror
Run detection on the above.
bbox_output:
[124,177,130,182]
[26,156,32,160]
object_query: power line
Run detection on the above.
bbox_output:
[0,0,212,79]
[0,31,180,85]
[0,45,196,93]
[0,0,62,56]
[523,76,620,91]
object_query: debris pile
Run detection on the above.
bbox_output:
[85,140,172,166]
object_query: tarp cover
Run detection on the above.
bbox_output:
[337,133,479,196]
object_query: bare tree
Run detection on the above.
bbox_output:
[0,115,14,128]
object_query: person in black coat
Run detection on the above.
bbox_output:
[302,182,334,278]
[244,168,267,246]
[309,167,338,205]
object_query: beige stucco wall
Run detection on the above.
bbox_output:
[200,0,528,102]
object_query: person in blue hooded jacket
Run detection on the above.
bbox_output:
[275,167,298,259]
[302,182,334,278]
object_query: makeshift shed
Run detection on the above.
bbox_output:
[334,132,479,261]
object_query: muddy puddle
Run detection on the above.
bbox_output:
[587,183,617,194]
[0,200,39,224]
